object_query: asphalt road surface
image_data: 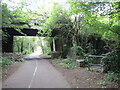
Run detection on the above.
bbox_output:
[2,53,71,88]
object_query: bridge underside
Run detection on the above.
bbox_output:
[2,27,38,36]
[2,27,59,52]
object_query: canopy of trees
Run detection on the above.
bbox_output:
[2,0,120,81]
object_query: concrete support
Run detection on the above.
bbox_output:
[53,38,56,52]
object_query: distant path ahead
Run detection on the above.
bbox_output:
[3,53,70,88]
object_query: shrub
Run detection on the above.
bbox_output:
[96,80,106,85]
[22,50,30,55]
[84,57,96,65]
[0,57,15,67]
[15,58,24,62]
[0,57,24,67]
[59,63,78,69]
[101,47,120,83]
[101,47,120,73]
[59,58,78,69]
[62,58,72,64]
[68,46,85,60]
[105,71,120,83]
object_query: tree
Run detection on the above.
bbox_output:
[13,36,38,55]
[2,1,41,32]
[67,1,120,52]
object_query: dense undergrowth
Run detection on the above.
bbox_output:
[102,47,120,83]
[0,57,24,67]
[59,58,79,69]
[60,45,120,84]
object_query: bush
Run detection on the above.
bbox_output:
[0,57,25,67]
[15,58,24,62]
[0,57,15,67]
[43,48,52,55]
[62,58,72,64]
[101,47,120,73]
[22,50,30,55]
[68,46,85,60]
[84,57,96,65]
[59,63,78,69]
[96,80,106,85]
[101,47,120,83]
[105,72,120,83]
[59,58,78,69]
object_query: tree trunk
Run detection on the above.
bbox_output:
[21,40,23,52]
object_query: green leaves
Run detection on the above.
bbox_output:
[2,1,40,31]
[2,0,120,43]
[0,57,15,67]
[40,2,72,36]
[67,1,120,42]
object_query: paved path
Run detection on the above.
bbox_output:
[3,53,70,88]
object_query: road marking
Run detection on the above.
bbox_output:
[28,60,38,88]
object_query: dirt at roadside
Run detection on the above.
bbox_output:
[2,62,23,81]
[2,53,24,81]
[49,59,118,88]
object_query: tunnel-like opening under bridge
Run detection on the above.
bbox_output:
[2,27,60,53]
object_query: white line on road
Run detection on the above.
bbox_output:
[28,60,38,88]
